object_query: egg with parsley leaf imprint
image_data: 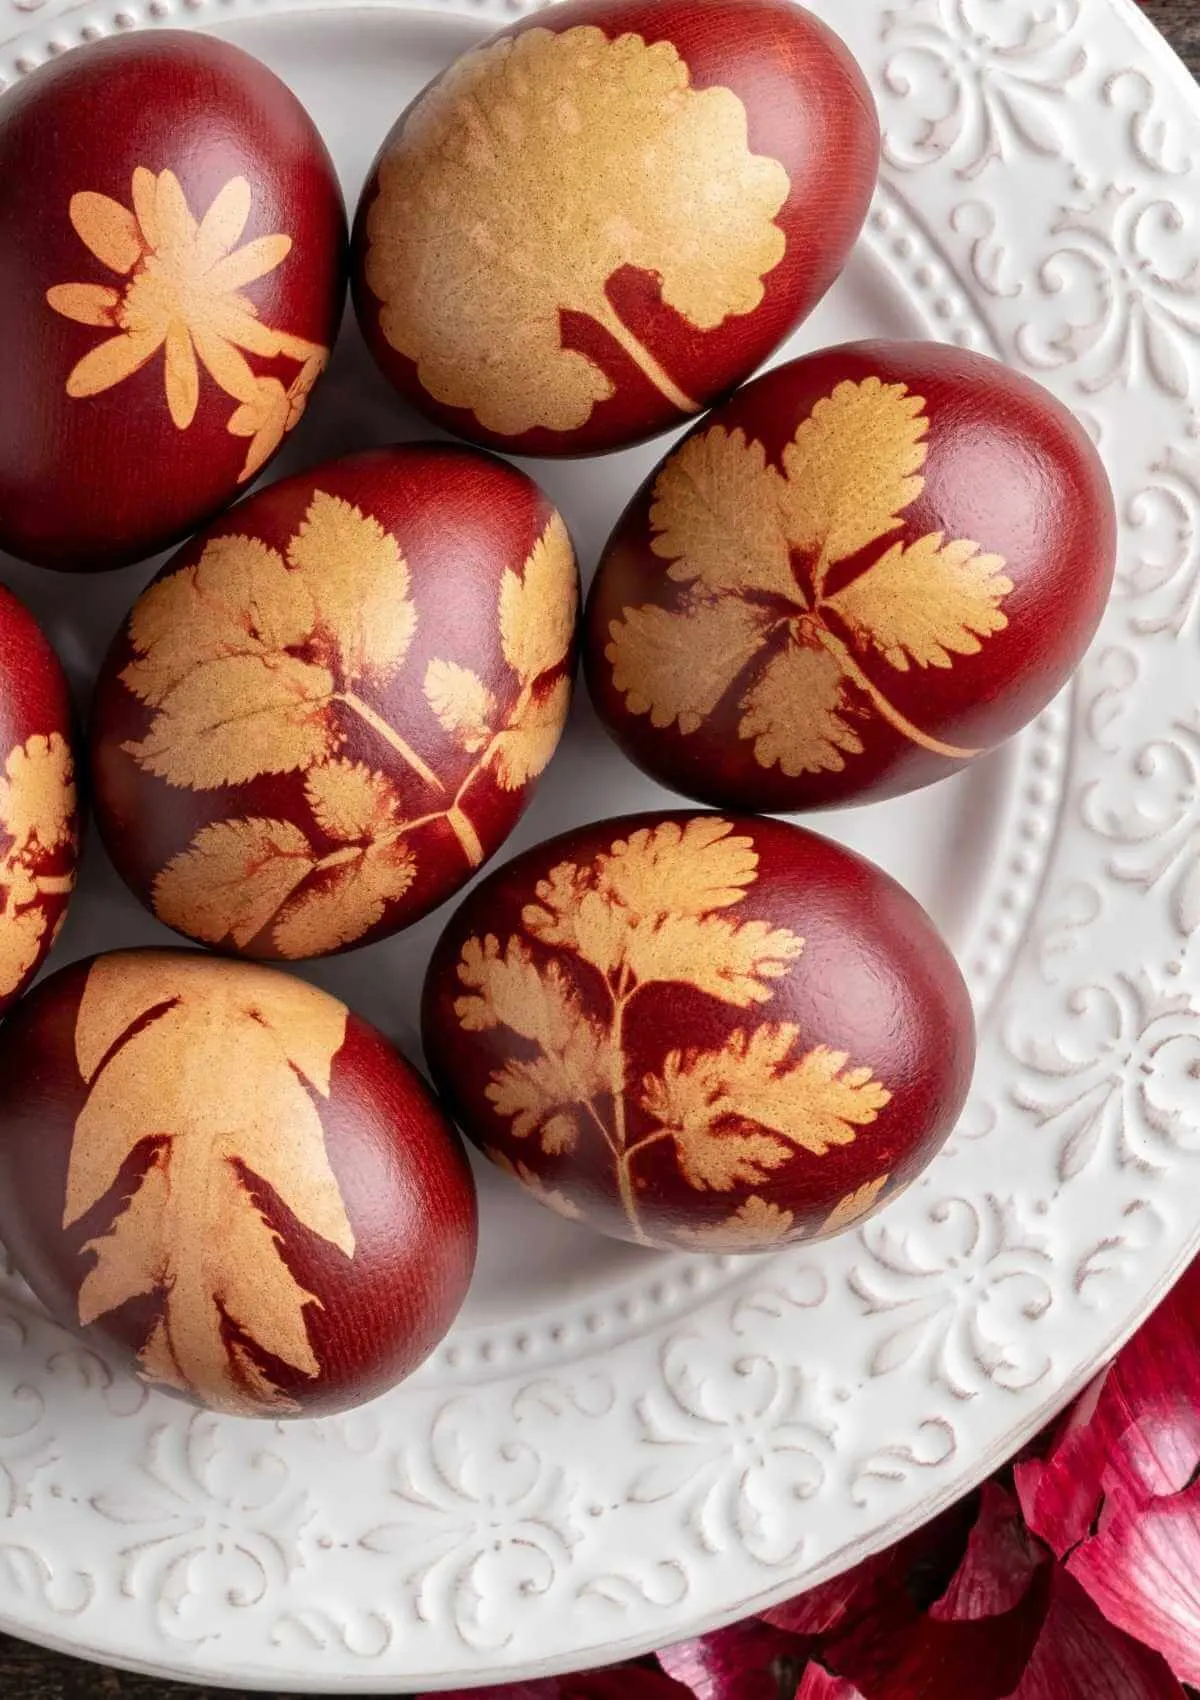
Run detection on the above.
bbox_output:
[0,31,345,571]
[584,341,1117,811]
[89,445,579,959]
[0,588,79,1013]
[0,950,477,1416]
[422,812,974,1252]
[352,0,879,457]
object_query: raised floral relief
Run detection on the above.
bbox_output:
[606,377,1013,775]
[454,818,891,1244]
[47,168,329,480]
[364,26,790,435]
[0,733,76,999]
[120,495,575,957]
[66,955,352,1415]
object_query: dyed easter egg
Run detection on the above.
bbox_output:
[423,812,974,1252]
[0,31,346,571]
[90,445,578,958]
[0,949,477,1416]
[0,587,79,1012]
[352,0,879,457]
[585,341,1117,812]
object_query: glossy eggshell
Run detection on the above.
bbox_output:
[0,587,79,1012]
[0,949,477,1417]
[585,340,1117,811]
[351,0,879,457]
[89,444,579,959]
[0,31,346,572]
[422,811,974,1252]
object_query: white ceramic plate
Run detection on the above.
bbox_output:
[0,0,1197,1688]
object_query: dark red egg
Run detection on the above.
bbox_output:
[0,31,346,571]
[422,811,974,1252]
[0,949,477,1416]
[90,445,578,958]
[351,0,879,458]
[585,341,1117,811]
[0,587,79,1012]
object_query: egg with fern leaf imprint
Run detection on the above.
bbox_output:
[584,341,1117,811]
[422,811,974,1252]
[351,0,879,457]
[0,31,345,570]
[89,445,579,959]
[0,950,477,1417]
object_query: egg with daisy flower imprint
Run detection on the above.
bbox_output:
[90,445,578,959]
[0,31,345,571]
[585,341,1117,811]
[422,812,974,1252]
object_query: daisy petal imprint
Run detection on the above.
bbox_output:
[0,31,346,570]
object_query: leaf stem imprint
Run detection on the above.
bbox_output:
[591,299,700,417]
[816,631,982,763]
[337,692,445,793]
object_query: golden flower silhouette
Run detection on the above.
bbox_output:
[47,168,328,481]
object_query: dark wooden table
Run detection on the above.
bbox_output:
[3,4,1197,1697]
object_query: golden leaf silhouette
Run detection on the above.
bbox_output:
[485,1150,584,1221]
[154,817,317,949]
[456,936,609,1154]
[0,733,77,998]
[424,660,497,753]
[597,816,760,920]
[641,1025,891,1191]
[285,492,416,684]
[738,644,864,777]
[778,377,930,581]
[822,1173,890,1235]
[606,597,770,735]
[364,26,789,435]
[271,761,414,960]
[67,954,352,1414]
[649,427,794,599]
[623,912,805,1007]
[491,676,572,791]
[830,534,1013,671]
[122,496,419,791]
[677,1195,796,1249]
[456,817,883,1244]
[154,763,415,959]
[608,378,1013,775]
[499,513,578,688]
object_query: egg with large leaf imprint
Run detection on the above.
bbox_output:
[585,341,1117,811]
[0,31,346,571]
[351,0,879,457]
[0,950,477,1416]
[0,587,79,1012]
[89,445,579,958]
[422,812,974,1252]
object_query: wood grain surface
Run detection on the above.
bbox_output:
[1,4,1196,1696]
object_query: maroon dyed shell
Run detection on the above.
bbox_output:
[585,341,1117,812]
[352,0,879,457]
[422,812,974,1252]
[0,586,79,1013]
[90,445,579,959]
[0,949,477,1417]
[0,31,346,571]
